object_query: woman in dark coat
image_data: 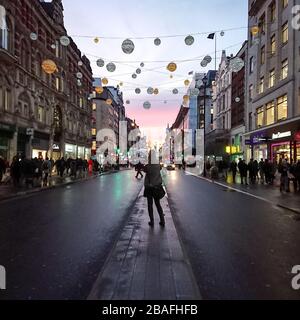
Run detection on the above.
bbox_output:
[143,150,165,227]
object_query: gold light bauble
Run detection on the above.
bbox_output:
[102,78,108,85]
[94,37,100,44]
[106,99,113,105]
[184,80,190,87]
[251,26,260,36]
[41,59,57,74]
[154,88,159,95]
[167,62,177,72]
[95,87,104,94]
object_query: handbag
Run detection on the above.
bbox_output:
[152,185,166,200]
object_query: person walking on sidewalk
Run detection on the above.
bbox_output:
[259,159,265,184]
[229,160,237,183]
[278,159,289,192]
[238,159,248,185]
[144,150,166,228]
[42,157,51,186]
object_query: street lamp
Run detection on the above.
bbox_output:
[202,75,208,177]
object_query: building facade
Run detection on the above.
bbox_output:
[245,0,300,162]
[0,0,93,163]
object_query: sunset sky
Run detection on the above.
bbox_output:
[62,0,248,138]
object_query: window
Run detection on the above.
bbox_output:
[79,97,83,108]
[259,77,264,94]
[91,128,97,136]
[266,101,275,125]
[282,0,288,8]
[56,77,60,91]
[270,1,276,22]
[92,103,97,111]
[259,14,266,33]
[250,56,254,73]
[281,59,288,79]
[249,84,254,101]
[257,107,264,128]
[38,106,44,122]
[270,35,276,55]
[0,15,10,51]
[282,22,288,44]
[23,103,29,118]
[261,46,265,64]
[4,89,11,111]
[277,95,288,120]
[269,69,275,88]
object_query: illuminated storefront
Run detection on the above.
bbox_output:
[77,146,85,159]
[245,121,300,162]
[65,143,77,159]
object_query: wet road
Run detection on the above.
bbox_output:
[164,170,300,300]
[0,170,142,300]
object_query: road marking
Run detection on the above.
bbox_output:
[185,171,277,205]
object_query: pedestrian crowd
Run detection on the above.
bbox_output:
[0,155,102,188]
[206,157,300,193]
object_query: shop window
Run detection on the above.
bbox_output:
[281,59,288,80]
[92,103,97,111]
[270,35,276,55]
[269,69,275,88]
[266,101,275,125]
[282,22,288,45]
[256,106,264,128]
[277,95,288,121]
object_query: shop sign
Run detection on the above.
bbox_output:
[53,143,60,151]
[251,130,268,144]
[26,128,34,136]
[272,131,291,140]
[294,131,300,141]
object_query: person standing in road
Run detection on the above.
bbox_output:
[135,162,144,179]
[144,150,165,228]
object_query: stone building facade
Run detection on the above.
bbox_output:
[0,0,93,162]
[245,0,300,162]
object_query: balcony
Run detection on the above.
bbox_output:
[0,47,17,64]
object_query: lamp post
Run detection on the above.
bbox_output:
[202,75,208,177]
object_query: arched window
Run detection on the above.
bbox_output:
[0,12,11,51]
[18,92,31,118]
[20,40,30,70]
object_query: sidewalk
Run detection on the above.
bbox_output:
[88,190,201,300]
[0,169,130,202]
[186,167,300,214]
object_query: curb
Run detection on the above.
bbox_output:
[186,171,300,215]
[0,169,132,203]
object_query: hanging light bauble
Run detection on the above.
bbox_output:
[60,35,70,47]
[135,88,141,94]
[147,87,154,95]
[154,88,159,95]
[229,57,245,73]
[251,26,260,36]
[106,62,116,72]
[122,39,135,54]
[41,59,57,74]
[143,101,151,110]
[30,32,38,41]
[136,68,141,74]
[167,62,177,72]
[185,35,195,46]
[102,78,109,85]
[96,59,105,67]
[94,37,100,44]
[95,87,104,94]
[172,89,179,95]
[140,62,145,68]
[154,38,161,46]
[184,80,190,87]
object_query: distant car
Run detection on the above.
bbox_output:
[164,163,176,171]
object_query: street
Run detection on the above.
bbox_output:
[0,170,299,300]
[164,170,300,300]
[0,171,142,300]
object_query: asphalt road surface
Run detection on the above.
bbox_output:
[164,170,300,300]
[0,170,142,300]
